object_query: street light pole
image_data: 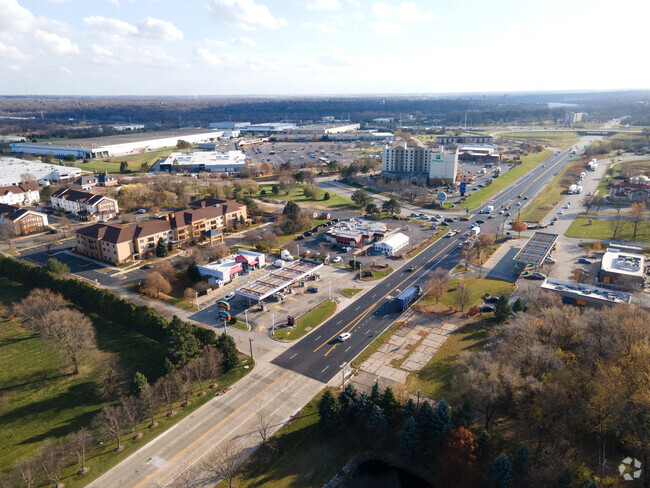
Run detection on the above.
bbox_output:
[244,309,248,329]
[329,282,332,300]
[249,338,254,362]
[271,313,275,336]
[224,318,227,334]
[195,291,199,311]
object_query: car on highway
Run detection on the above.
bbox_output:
[558,210,564,215]
[552,216,559,221]
[523,196,528,200]
[529,272,547,280]
[137,208,147,214]
[223,292,236,301]
[475,219,485,224]
[331,256,342,263]
[505,212,511,216]
[578,258,592,264]
[338,332,352,342]
[460,216,470,221]
[407,265,416,272]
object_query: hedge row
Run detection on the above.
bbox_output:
[0,255,215,346]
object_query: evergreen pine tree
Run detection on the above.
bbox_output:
[452,394,474,428]
[557,470,573,488]
[579,481,597,488]
[369,381,381,404]
[494,295,510,323]
[487,454,514,488]
[163,316,201,367]
[318,389,340,433]
[130,371,148,396]
[378,387,401,424]
[215,332,239,371]
[365,405,387,445]
[431,399,453,447]
[187,262,200,283]
[416,401,435,448]
[514,444,530,472]
[156,237,169,257]
[399,416,421,460]
[338,384,358,425]
[511,297,525,313]
[355,392,372,426]
[404,398,417,419]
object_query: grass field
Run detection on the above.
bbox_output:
[519,157,588,222]
[0,276,165,471]
[341,288,363,298]
[233,389,360,488]
[272,299,337,341]
[462,150,552,210]
[258,184,355,209]
[494,131,579,149]
[407,320,489,402]
[418,277,516,311]
[608,159,650,178]
[75,147,188,174]
[565,217,650,242]
[359,266,394,281]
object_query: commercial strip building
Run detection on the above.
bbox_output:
[198,250,266,286]
[0,204,49,236]
[599,246,646,290]
[541,279,631,307]
[9,128,233,159]
[157,150,247,173]
[327,131,395,143]
[458,145,502,163]
[0,183,40,206]
[374,232,410,255]
[50,189,119,221]
[74,199,244,265]
[324,218,388,247]
[0,157,81,186]
[381,143,458,185]
[437,135,494,145]
[240,123,296,135]
[235,259,324,303]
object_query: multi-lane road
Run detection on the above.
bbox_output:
[272,141,595,382]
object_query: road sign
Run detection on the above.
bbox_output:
[436,192,448,206]
[459,182,466,196]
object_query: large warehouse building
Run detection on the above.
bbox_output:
[0,157,81,186]
[9,128,233,159]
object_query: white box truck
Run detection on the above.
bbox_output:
[484,205,494,214]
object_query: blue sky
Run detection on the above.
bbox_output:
[0,0,648,95]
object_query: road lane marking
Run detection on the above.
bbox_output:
[321,366,329,373]
[289,353,298,360]
[345,346,352,352]
[315,239,458,354]
[314,335,321,341]
[132,369,290,488]
[258,325,265,332]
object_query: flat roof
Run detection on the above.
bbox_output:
[13,128,223,150]
[513,232,558,266]
[541,278,631,305]
[376,232,409,248]
[235,259,323,301]
[601,250,645,277]
[0,157,81,185]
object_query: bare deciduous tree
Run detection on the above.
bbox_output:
[454,281,472,312]
[427,268,450,304]
[187,356,207,397]
[38,438,68,488]
[201,440,243,488]
[203,345,224,388]
[170,463,202,488]
[12,457,38,488]
[95,358,123,401]
[630,202,646,239]
[0,220,16,247]
[67,428,93,475]
[92,405,126,452]
[608,213,627,241]
[139,383,160,428]
[176,366,194,407]
[12,288,68,330]
[120,396,143,440]
[41,308,97,374]
[151,260,176,280]
[254,410,273,446]
[156,374,179,417]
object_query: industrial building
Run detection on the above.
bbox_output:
[9,128,233,159]
[0,157,81,186]
[235,259,324,303]
[324,218,388,247]
[240,123,296,135]
[209,122,251,130]
[541,279,631,307]
[381,143,458,185]
[0,183,40,206]
[374,232,410,255]
[599,246,646,290]
[198,250,266,286]
[327,131,395,143]
[271,124,361,141]
[157,150,247,173]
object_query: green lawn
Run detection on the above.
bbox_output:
[565,217,650,242]
[233,389,361,488]
[418,277,516,311]
[258,184,356,209]
[359,266,394,281]
[341,288,363,298]
[519,157,587,222]
[462,150,552,210]
[272,300,337,341]
[494,131,579,149]
[75,147,188,174]
[407,320,489,402]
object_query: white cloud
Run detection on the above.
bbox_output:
[46,0,71,3]
[204,38,229,47]
[334,17,344,26]
[7,64,21,71]
[317,48,354,67]
[0,41,29,60]
[196,48,243,67]
[347,0,361,7]
[34,30,80,55]
[102,0,120,6]
[137,17,183,41]
[0,0,37,33]
[83,16,138,36]
[206,0,287,30]
[369,21,407,35]
[372,1,436,23]
[59,66,72,75]
[298,0,341,10]
[300,22,330,34]
[352,11,364,20]
[90,44,117,64]
[232,37,257,46]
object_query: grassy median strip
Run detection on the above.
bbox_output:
[494,131,579,149]
[273,299,337,340]
[462,150,552,210]
[341,288,363,298]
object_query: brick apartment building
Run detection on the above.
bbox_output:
[50,188,119,221]
[75,199,245,265]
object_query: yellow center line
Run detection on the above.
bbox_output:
[314,239,459,354]
[132,369,290,488]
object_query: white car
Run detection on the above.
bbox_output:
[137,208,147,214]
[223,293,235,301]
[338,332,352,342]
[331,256,342,263]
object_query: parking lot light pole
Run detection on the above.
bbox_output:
[249,338,254,362]
[271,314,275,336]
[224,318,227,335]
[244,309,248,329]
[329,282,332,300]
[195,291,199,311]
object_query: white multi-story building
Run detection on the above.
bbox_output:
[0,183,40,206]
[50,188,119,221]
[381,143,457,184]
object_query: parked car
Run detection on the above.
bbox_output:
[331,256,342,263]
[304,231,314,237]
[578,257,592,264]
[529,272,547,280]
[140,264,152,270]
[296,234,305,240]
[338,332,352,342]
[460,217,470,221]
[479,305,496,313]
[475,219,485,224]
[307,286,319,293]
[545,257,557,264]
[484,296,499,303]
[223,292,236,301]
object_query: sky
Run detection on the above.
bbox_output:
[0,0,648,96]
